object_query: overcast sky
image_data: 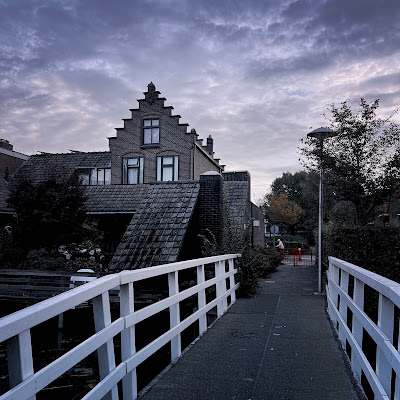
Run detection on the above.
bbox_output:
[1,0,400,201]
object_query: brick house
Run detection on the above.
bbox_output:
[9,83,265,269]
[0,139,29,225]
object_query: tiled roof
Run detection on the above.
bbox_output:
[109,181,200,270]
[85,185,149,213]
[223,181,250,228]
[14,152,111,183]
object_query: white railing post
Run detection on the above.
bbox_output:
[197,264,207,335]
[215,261,223,317]
[395,325,400,400]
[352,277,364,381]
[120,282,137,400]
[6,329,36,400]
[93,292,119,400]
[338,270,349,345]
[377,293,394,398]
[332,263,340,309]
[168,271,181,361]
[220,260,228,313]
[229,258,236,304]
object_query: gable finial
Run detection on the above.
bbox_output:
[145,81,157,103]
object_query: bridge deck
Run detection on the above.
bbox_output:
[139,265,364,400]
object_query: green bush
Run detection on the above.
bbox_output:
[199,229,280,297]
[323,225,400,283]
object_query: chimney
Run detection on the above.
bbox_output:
[199,172,224,247]
[205,135,214,157]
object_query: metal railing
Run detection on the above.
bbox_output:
[279,248,313,266]
[0,254,240,400]
[327,256,400,400]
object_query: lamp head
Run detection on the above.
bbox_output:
[307,127,337,140]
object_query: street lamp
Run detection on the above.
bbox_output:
[307,127,338,293]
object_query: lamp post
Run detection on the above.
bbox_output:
[307,127,337,293]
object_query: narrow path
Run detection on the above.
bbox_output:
[139,265,363,400]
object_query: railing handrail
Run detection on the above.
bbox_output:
[329,256,400,308]
[327,256,400,400]
[0,254,241,400]
[0,274,121,343]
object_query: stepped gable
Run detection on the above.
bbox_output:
[109,181,200,270]
[85,184,149,213]
[13,152,111,183]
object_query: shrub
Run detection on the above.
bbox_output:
[323,225,400,283]
[199,229,280,297]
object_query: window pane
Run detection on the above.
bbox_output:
[98,169,104,185]
[144,128,152,144]
[152,128,159,143]
[105,169,111,185]
[81,171,89,185]
[90,169,97,185]
[163,156,173,165]
[127,158,139,166]
[157,156,162,181]
[174,156,179,180]
[128,168,138,184]
[144,120,151,127]
[163,166,173,181]
[139,158,144,183]
[152,119,159,126]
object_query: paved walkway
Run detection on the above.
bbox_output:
[139,265,364,400]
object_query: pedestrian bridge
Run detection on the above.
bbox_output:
[0,254,398,399]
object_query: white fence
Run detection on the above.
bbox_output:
[0,254,240,400]
[327,256,400,400]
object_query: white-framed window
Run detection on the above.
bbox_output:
[157,156,179,181]
[123,157,144,184]
[80,168,111,185]
[143,119,160,144]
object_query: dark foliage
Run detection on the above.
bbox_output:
[323,225,400,283]
[8,172,87,250]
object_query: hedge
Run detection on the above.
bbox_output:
[323,225,400,283]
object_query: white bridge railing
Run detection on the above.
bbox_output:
[0,254,240,400]
[327,256,400,400]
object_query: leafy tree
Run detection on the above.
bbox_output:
[300,98,400,225]
[263,193,301,233]
[8,172,87,250]
[266,171,322,233]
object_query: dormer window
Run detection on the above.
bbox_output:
[143,119,160,144]
[80,168,111,185]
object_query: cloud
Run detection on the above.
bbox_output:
[1,0,400,201]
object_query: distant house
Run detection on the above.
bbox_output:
[374,186,400,227]
[0,139,29,225]
[9,83,265,269]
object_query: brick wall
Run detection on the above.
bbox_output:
[193,145,221,179]
[109,83,197,184]
[199,172,224,246]
[0,148,29,179]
